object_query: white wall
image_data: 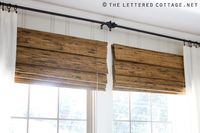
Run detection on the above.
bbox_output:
[4,0,200,132]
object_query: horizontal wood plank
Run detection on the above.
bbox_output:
[16,46,107,74]
[114,75,184,93]
[18,28,107,59]
[113,44,183,69]
[115,61,184,82]
[16,63,107,84]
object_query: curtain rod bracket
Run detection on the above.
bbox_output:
[100,21,118,31]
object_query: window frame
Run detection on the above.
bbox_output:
[112,91,173,133]
[11,83,95,133]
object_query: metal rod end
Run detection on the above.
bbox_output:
[100,21,118,31]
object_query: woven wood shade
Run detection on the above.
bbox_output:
[15,28,108,90]
[112,44,185,94]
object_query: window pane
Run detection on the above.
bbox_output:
[11,83,28,117]
[29,119,57,133]
[59,88,86,119]
[152,106,169,122]
[29,85,58,118]
[151,94,169,121]
[113,91,129,120]
[11,119,27,133]
[131,122,151,133]
[59,120,86,133]
[152,123,172,133]
[151,94,168,107]
[113,121,130,133]
[131,92,151,121]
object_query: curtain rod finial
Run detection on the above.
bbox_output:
[100,21,118,31]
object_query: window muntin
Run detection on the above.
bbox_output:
[11,83,87,133]
[59,87,86,120]
[29,85,58,118]
[113,91,173,133]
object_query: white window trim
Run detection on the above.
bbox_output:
[11,84,93,133]
[113,92,173,133]
[87,90,96,133]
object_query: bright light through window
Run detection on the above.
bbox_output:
[113,91,188,133]
[11,83,87,133]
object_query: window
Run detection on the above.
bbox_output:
[113,91,174,133]
[11,83,88,133]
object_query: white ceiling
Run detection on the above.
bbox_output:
[36,0,200,35]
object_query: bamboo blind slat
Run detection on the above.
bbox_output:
[112,44,185,94]
[15,28,108,90]
[17,28,107,58]
[16,63,107,84]
[115,61,184,82]
[113,44,183,69]
[17,46,107,74]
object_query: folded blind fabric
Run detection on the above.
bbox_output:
[15,28,108,90]
[112,44,185,94]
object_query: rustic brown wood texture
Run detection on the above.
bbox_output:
[113,44,183,69]
[15,28,107,90]
[17,28,107,58]
[112,44,185,94]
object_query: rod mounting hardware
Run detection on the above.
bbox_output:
[101,21,118,31]
[0,1,200,46]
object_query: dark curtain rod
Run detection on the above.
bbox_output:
[1,1,200,46]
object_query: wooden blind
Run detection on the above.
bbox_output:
[112,44,185,94]
[15,28,108,90]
